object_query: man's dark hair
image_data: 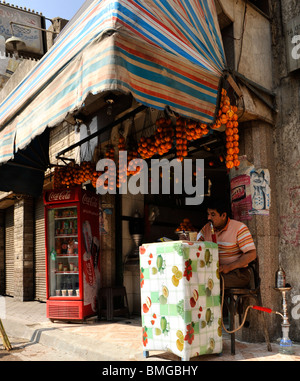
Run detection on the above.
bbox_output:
[206,199,230,217]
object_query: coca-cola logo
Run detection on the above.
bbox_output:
[82,193,98,208]
[48,190,72,202]
[83,260,95,286]
[83,252,95,286]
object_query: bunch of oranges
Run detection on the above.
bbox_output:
[175,117,188,162]
[105,145,115,160]
[118,136,126,151]
[79,161,99,186]
[53,161,101,189]
[174,117,209,162]
[116,136,127,188]
[175,218,196,232]
[53,166,77,189]
[127,150,140,176]
[137,117,174,159]
[54,90,240,190]
[116,135,142,187]
[220,90,240,169]
[137,135,156,159]
[211,89,240,169]
[154,117,174,156]
[186,120,209,141]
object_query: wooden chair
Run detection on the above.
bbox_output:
[223,258,272,355]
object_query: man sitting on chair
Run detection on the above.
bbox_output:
[197,199,257,289]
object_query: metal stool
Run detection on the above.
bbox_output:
[223,258,272,355]
[98,286,130,321]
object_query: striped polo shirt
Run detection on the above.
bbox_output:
[198,218,256,266]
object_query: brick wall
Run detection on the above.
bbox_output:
[49,121,78,166]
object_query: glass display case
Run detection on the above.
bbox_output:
[44,187,100,321]
[47,206,79,298]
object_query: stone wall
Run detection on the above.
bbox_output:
[219,0,281,342]
[219,0,273,89]
[0,59,38,103]
[270,0,300,341]
[48,121,79,166]
[238,121,281,341]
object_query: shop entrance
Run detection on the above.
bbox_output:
[144,158,231,244]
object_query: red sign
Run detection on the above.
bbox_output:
[44,188,78,204]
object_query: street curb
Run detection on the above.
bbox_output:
[2,317,142,361]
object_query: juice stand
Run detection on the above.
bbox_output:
[140,240,222,361]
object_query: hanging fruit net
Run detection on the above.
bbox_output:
[53,88,239,190]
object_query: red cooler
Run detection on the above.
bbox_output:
[44,187,100,321]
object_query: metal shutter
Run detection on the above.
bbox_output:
[5,206,14,296]
[34,197,46,301]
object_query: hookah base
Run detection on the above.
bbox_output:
[279,338,294,355]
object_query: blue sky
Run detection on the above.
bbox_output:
[3,0,87,22]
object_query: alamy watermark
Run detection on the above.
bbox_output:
[0,296,6,319]
[96,152,204,206]
[292,295,300,320]
[291,35,300,60]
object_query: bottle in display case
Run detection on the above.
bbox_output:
[44,187,100,321]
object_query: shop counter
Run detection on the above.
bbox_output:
[139,240,222,361]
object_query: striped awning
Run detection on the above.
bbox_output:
[0,0,226,165]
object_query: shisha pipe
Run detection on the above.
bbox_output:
[220,274,284,334]
[210,221,284,333]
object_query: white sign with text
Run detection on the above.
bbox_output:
[286,15,300,72]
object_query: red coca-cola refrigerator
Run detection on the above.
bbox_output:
[44,187,101,321]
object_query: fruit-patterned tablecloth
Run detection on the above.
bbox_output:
[139,240,222,360]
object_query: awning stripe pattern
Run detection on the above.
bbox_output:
[0,0,225,164]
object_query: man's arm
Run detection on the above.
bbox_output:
[219,249,257,274]
[197,225,207,241]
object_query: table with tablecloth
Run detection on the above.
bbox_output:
[139,240,222,361]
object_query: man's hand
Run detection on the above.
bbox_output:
[219,249,257,274]
[219,264,232,274]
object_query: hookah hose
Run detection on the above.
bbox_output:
[220,273,254,334]
[220,273,283,334]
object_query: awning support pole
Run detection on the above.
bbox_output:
[55,104,147,163]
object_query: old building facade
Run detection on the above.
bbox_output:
[0,0,299,344]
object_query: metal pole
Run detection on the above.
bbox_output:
[10,21,57,35]
[55,105,147,161]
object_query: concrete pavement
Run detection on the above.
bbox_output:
[1,296,300,362]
